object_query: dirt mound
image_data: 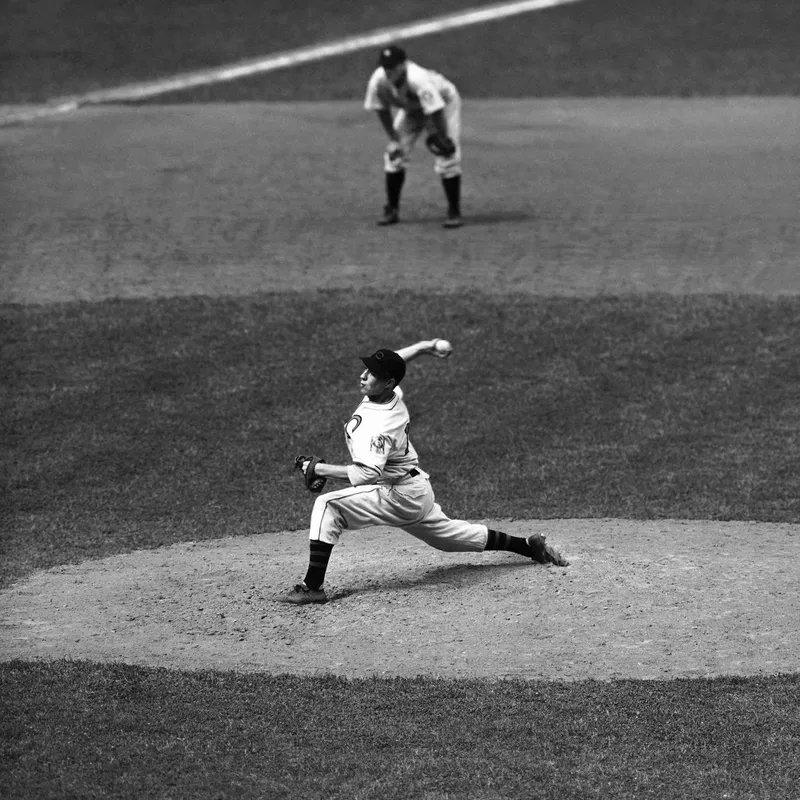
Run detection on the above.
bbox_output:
[1,519,796,679]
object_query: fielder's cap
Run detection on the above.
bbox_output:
[379,45,407,70]
[360,348,406,383]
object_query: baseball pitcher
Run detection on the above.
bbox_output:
[364,45,463,228]
[287,339,569,605]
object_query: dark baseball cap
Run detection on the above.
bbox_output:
[360,348,406,383]
[379,45,407,70]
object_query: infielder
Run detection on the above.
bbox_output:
[286,340,569,605]
[364,45,463,228]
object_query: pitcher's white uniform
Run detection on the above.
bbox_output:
[364,61,462,178]
[309,390,486,551]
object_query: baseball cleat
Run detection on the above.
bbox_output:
[284,583,328,604]
[527,534,569,567]
[442,211,462,229]
[377,205,399,226]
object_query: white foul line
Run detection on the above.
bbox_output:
[0,0,583,125]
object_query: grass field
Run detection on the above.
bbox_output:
[4,292,800,590]
[2,0,800,797]
[3,664,799,800]
[2,0,799,102]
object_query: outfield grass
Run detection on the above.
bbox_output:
[2,661,799,800]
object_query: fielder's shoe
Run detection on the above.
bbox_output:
[442,210,462,229]
[527,534,569,567]
[285,583,328,605]
[377,205,399,226]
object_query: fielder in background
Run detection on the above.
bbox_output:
[364,45,463,228]
[286,340,569,605]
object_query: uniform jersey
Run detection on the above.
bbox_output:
[364,61,458,117]
[344,391,418,483]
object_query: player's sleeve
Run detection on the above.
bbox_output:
[364,69,389,111]
[347,462,382,486]
[407,66,445,115]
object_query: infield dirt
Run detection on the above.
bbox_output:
[2,520,797,679]
[2,99,798,303]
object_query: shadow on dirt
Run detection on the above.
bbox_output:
[327,558,550,602]
[459,212,532,225]
[395,212,531,227]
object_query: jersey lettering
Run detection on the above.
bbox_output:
[345,415,362,439]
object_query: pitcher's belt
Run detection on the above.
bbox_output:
[379,468,420,485]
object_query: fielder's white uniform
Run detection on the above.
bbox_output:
[310,390,487,551]
[363,61,462,178]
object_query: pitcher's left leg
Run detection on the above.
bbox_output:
[402,501,487,552]
[403,502,569,565]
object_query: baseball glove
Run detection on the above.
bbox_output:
[294,454,327,493]
[425,132,456,158]
[385,141,405,165]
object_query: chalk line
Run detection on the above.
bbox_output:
[0,0,582,126]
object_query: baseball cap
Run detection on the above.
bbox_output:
[360,348,406,383]
[378,45,407,70]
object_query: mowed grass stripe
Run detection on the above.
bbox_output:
[3,291,798,588]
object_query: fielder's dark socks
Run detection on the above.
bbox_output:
[485,529,532,557]
[386,169,405,209]
[441,175,461,215]
[303,540,334,590]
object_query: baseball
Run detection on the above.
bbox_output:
[434,339,453,356]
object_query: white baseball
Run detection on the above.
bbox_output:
[434,339,453,356]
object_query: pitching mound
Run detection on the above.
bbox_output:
[1,519,797,680]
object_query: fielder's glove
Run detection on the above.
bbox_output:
[294,454,327,493]
[386,141,404,164]
[425,132,456,158]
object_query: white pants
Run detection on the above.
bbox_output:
[309,473,487,552]
[383,95,462,178]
